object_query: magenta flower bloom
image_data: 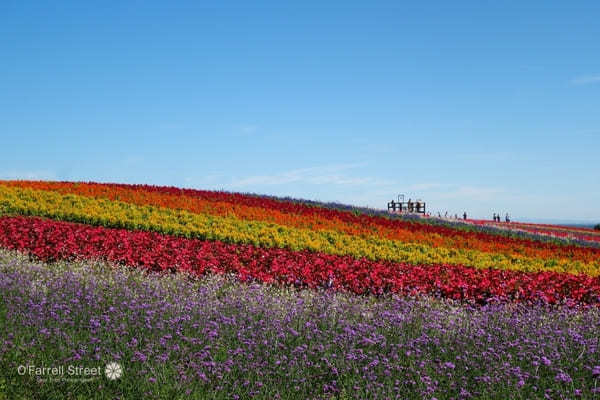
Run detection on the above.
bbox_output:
[443,362,455,369]
[555,371,572,383]
[541,356,552,366]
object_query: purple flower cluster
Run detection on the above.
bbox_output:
[1,250,599,399]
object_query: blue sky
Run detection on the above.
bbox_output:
[1,1,599,221]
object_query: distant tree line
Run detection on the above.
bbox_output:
[595,223,600,231]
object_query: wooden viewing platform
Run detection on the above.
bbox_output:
[387,194,426,214]
[387,199,426,214]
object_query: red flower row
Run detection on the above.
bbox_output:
[1,216,599,305]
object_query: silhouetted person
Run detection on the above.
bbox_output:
[463,212,467,220]
[493,213,496,222]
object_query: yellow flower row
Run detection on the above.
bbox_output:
[0,186,597,276]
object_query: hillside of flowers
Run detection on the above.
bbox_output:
[2,180,600,399]
[1,180,600,305]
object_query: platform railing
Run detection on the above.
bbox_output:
[387,201,426,214]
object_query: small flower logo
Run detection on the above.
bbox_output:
[105,362,123,380]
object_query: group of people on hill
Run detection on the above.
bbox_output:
[396,200,511,224]
[432,211,511,223]
[493,213,510,223]
[434,211,468,220]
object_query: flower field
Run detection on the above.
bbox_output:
[1,180,600,399]
[1,251,599,399]
[1,215,599,304]
[1,181,599,305]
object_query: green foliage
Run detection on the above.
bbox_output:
[594,223,600,231]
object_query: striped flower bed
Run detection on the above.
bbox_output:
[1,180,599,304]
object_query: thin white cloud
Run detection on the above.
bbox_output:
[0,170,57,180]
[437,185,504,201]
[235,124,258,135]
[407,183,449,191]
[228,163,394,188]
[184,174,225,185]
[571,75,600,86]
[453,152,514,162]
